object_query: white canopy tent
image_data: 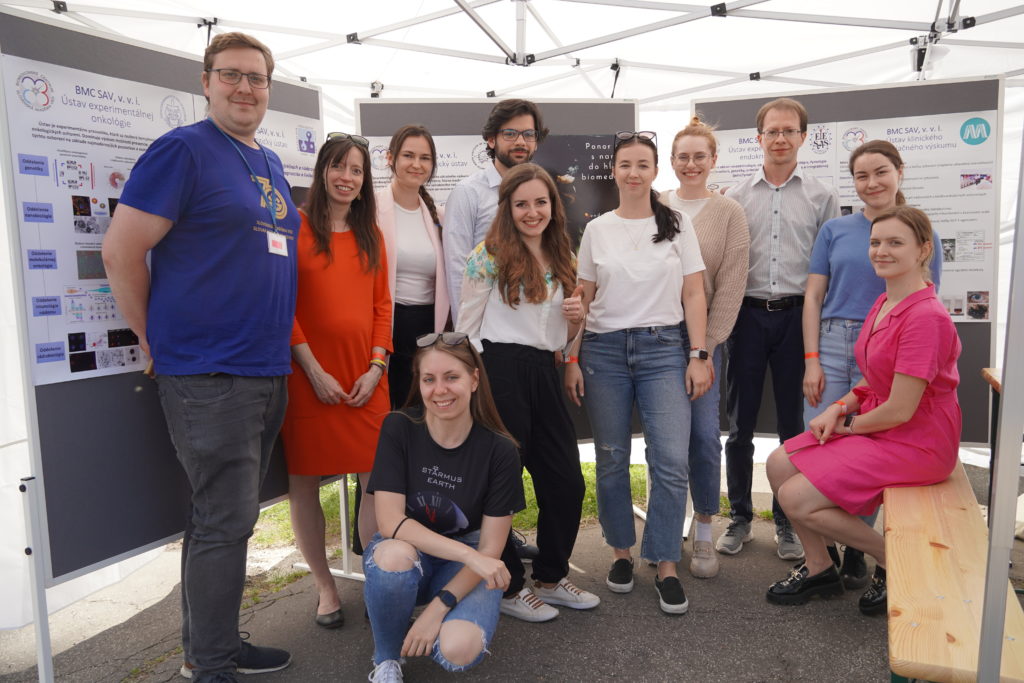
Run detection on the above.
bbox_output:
[1,1,1023,680]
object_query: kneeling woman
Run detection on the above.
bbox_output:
[364,333,525,681]
[765,206,960,615]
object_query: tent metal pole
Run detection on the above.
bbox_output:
[759,40,907,79]
[721,9,931,31]
[359,37,509,64]
[20,477,54,683]
[555,0,708,10]
[525,3,605,97]
[943,39,1024,50]
[640,76,748,104]
[454,0,515,62]
[489,63,607,97]
[977,121,1024,683]
[973,5,1024,25]
[515,0,526,65]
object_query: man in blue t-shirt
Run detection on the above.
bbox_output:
[102,33,297,683]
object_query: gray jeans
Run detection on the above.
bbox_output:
[157,373,287,681]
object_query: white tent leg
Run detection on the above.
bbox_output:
[20,476,54,683]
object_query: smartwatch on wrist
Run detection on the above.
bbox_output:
[843,413,856,434]
[435,589,458,610]
[689,347,709,360]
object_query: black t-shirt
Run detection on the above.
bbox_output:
[368,409,525,537]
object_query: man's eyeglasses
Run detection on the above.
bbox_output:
[206,68,270,89]
[673,153,710,165]
[759,129,803,141]
[327,132,369,147]
[416,332,469,348]
[614,130,657,147]
[497,128,539,142]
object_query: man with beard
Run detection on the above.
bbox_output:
[443,99,548,324]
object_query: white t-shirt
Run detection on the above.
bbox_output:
[577,210,705,334]
[394,203,436,306]
[665,191,709,222]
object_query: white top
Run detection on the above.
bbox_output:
[665,192,709,221]
[725,166,839,298]
[455,242,567,353]
[393,203,436,306]
[577,211,705,334]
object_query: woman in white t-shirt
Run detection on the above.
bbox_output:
[456,163,599,623]
[377,124,450,408]
[564,131,711,614]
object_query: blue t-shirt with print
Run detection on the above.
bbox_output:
[809,211,943,322]
[119,119,299,375]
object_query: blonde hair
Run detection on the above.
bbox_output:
[672,116,718,156]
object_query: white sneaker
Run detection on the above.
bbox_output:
[689,539,720,578]
[368,659,403,683]
[533,578,600,610]
[499,588,559,622]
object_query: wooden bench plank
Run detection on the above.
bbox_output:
[885,461,1024,682]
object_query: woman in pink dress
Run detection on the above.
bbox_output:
[763,205,961,616]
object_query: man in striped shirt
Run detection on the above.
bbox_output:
[719,97,839,561]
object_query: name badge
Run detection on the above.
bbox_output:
[267,231,288,256]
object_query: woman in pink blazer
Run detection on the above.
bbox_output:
[376,124,450,408]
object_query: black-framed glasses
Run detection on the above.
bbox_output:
[614,130,657,146]
[497,128,539,142]
[673,153,711,165]
[759,129,803,140]
[327,132,369,147]
[416,332,469,348]
[205,68,270,89]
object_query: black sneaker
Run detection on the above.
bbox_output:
[512,529,539,563]
[179,634,291,679]
[654,576,689,614]
[840,546,869,589]
[606,558,634,593]
[859,566,887,616]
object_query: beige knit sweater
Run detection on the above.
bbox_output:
[658,190,750,352]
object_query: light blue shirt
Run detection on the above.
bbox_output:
[442,163,502,324]
[810,211,943,321]
[726,166,839,298]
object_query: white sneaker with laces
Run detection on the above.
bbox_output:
[499,587,559,622]
[689,539,720,578]
[368,659,403,683]
[533,578,600,610]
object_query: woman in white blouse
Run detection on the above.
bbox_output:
[377,124,449,408]
[456,163,599,623]
[564,131,710,614]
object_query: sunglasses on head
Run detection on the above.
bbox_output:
[614,130,657,147]
[416,332,470,348]
[326,132,369,147]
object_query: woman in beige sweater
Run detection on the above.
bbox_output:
[659,117,749,579]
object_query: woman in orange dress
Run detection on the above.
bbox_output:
[283,133,392,629]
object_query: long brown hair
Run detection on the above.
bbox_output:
[388,124,441,228]
[871,205,934,283]
[305,136,381,271]
[849,139,906,205]
[484,163,575,308]
[403,339,517,446]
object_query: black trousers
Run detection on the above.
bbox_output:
[388,303,434,409]
[724,304,805,524]
[481,341,586,595]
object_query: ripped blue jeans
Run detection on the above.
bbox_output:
[363,530,501,671]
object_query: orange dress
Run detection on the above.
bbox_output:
[282,214,393,475]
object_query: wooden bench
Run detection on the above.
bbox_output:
[885,460,1024,682]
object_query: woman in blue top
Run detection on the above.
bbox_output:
[801,139,942,588]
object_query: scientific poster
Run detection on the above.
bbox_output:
[3,55,320,385]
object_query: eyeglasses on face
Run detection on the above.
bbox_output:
[327,132,369,147]
[206,68,270,89]
[416,332,470,348]
[759,129,803,141]
[614,130,657,147]
[673,153,711,164]
[497,128,539,142]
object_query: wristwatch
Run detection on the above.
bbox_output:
[689,347,709,360]
[435,589,458,610]
[844,413,856,434]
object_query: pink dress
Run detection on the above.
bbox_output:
[785,284,962,516]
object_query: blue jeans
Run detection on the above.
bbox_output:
[156,374,287,682]
[363,531,502,671]
[682,329,724,517]
[803,319,863,426]
[582,326,690,563]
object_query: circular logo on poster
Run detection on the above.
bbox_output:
[16,71,53,111]
[471,142,491,170]
[959,117,990,145]
[160,96,187,128]
[841,127,867,151]
[370,144,390,172]
[807,124,832,155]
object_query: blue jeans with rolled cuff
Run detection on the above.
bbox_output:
[581,325,691,563]
[363,530,502,672]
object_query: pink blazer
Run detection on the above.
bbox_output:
[375,185,449,333]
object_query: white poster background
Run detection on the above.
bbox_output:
[4,55,319,386]
[708,110,997,323]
